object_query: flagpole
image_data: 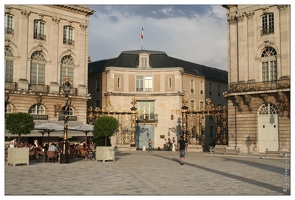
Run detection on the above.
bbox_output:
[141,27,144,50]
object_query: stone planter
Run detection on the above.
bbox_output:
[7,148,29,166]
[95,146,115,162]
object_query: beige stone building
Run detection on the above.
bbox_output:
[88,50,228,150]
[4,5,95,144]
[222,5,290,153]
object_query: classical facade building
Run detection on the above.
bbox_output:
[222,5,290,153]
[4,5,95,144]
[88,50,228,150]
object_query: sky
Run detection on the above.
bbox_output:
[88,4,229,71]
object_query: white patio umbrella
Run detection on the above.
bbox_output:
[34,122,64,146]
[69,124,93,144]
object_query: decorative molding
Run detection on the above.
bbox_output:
[54,104,62,116]
[234,95,242,111]
[68,20,73,26]
[21,9,31,18]
[278,92,290,117]
[5,6,12,13]
[243,94,252,111]
[261,94,268,104]
[52,16,60,24]
[262,6,269,13]
[277,5,288,11]
[37,96,42,104]
[245,11,255,19]
[226,14,236,24]
[80,22,88,30]
[236,13,245,22]
[39,13,44,20]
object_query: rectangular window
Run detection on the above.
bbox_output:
[34,20,46,40]
[200,101,204,110]
[5,60,13,82]
[200,81,203,94]
[117,77,121,88]
[63,26,74,45]
[136,75,153,92]
[5,14,14,34]
[96,78,101,92]
[190,100,195,110]
[30,63,45,84]
[190,79,195,93]
[261,13,274,35]
[262,61,277,81]
[168,77,172,88]
[136,76,143,91]
[60,67,74,86]
[141,58,147,68]
[137,100,155,120]
[145,76,153,92]
[95,100,101,109]
[209,82,212,95]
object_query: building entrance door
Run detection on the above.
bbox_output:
[135,124,154,149]
[258,103,279,152]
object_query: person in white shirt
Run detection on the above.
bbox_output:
[10,138,16,148]
[48,143,58,152]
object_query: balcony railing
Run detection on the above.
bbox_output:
[229,79,290,93]
[63,39,75,46]
[5,82,17,91]
[5,28,14,35]
[33,33,46,41]
[137,114,158,123]
[29,84,49,93]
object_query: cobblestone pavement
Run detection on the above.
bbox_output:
[4,151,291,196]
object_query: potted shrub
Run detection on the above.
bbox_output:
[5,112,35,166]
[93,116,118,162]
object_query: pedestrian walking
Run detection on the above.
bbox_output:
[148,138,152,152]
[177,135,188,165]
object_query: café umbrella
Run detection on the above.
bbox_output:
[69,124,93,144]
[34,122,64,146]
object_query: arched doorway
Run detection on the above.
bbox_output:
[258,103,279,152]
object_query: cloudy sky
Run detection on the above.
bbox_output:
[88,4,228,71]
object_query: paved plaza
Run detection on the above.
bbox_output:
[4,150,290,196]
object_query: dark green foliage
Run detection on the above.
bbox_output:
[5,112,35,142]
[93,116,118,146]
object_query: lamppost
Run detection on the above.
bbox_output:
[60,76,72,164]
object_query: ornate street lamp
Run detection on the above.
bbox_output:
[60,76,72,164]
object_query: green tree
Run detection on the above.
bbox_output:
[5,112,35,143]
[93,115,119,146]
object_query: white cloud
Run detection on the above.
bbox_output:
[88,5,228,70]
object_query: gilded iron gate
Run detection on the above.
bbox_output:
[170,97,228,146]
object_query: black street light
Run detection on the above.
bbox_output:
[60,76,72,164]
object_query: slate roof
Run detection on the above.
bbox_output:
[88,50,228,82]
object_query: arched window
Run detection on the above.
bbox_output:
[261,47,277,81]
[29,104,46,115]
[258,103,278,115]
[60,55,74,85]
[30,52,45,84]
[61,106,74,115]
[5,47,14,82]
[5,102,14,114]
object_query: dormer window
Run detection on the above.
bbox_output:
[139,53,149,68]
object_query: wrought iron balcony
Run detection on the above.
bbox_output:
[137,114,158,123]
[63,39,75,46]
[229,79,290,93]
[5,28,14,35]
[33,33,46,41]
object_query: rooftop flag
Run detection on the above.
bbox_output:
[141,27,144,39]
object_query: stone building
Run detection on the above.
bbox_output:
[222,5,290,153]
[4,5,95,144]
[88,50,228,150]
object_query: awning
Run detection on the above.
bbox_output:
[5,120,90,138]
